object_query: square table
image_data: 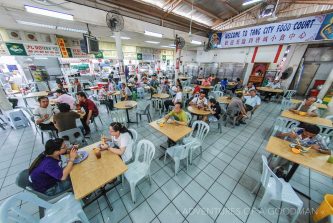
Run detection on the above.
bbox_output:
[281,110,332,127]
[291,99,328,110]
[149,120,192,143]
[70,142,128,209]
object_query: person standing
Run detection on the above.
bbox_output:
[76,92,99,136]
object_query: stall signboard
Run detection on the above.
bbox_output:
[71,47,90,58]
[94,51,104,59]
[137,53,142,60]
[162,55,166,61]
[0,43,9,56]
[103,50,117,59]
[66,48,73,58]
[316,12,333,40]
[56,38,69,58]
[25,44,61,57]
[6,43,27,56]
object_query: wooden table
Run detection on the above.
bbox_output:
[217,96,231,104]
[152,93,169,99]
[187,105,211,116]
[281,110,332,127]
[291,99,328,110]
[257,87,284,93]
[108,91,120,103]
[149,120,192,143]
[114,101,138,123]
[266,136,333,182]
[199,85,213,90]
[70,142,127,209]
[227,82,237,86]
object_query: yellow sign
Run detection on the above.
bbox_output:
[56,38,69,58]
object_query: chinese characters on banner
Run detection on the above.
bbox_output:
[216,14,326,48]
[56,38,69,57]
[25,44,61,57]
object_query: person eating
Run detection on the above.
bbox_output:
[164,85,183,111]
[100,122,134,164]
[164,102,188,126]
[203,98,222,123]
[54,89,76,109]
[33,96,58,132]
[76,92,99,136]
[29,138,77,195]
[53,103,80,132]
[201,77,211,86]
[120,83,132,101]
[228,92,247,125]
[189,91,208,108]
[289,96,318,117]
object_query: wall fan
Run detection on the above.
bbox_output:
[174,35,185,50]
[281,67,293,80]
[106,11,124,32]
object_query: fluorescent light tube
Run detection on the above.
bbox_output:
[57,26,87,33]
[145,41,160,44]
[34,57,48,60]
[16,20,56,29]
[242,0,262,6]
[161,45,175,48]
[144,31,163,38]
[191,40,202,45]
[25,5,73,21]
[111,36,131,40]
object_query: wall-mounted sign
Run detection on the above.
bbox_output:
[94,51,104,59]
[137,53,142,60]
[316,12,333,40]
[56,38,69,58]
[71,47,89,58]
[6,42,27,56]
[162,55,166,61]
[25,44,61,57]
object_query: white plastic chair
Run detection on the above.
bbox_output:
[183,121,210,163]
[128,128,138,161]
[213,84,221,91]
[252,156,303,223]
[123,139,155,203]
[212,91,224,98]
[271,117,300,136]
[185,111,192,125]
[164,142,193,176]
[318,126,333,147]
[280,98,293,111]
[0,192,89,223]
[136,87,145,99]
[110,110,128,127]
[58,127,87,147]
[325,115,333,123]
[283,90,296,99]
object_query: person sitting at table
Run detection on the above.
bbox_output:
[201,77,211,86]
[161,78,170,94]
[54,89,75,109]
[270,124,330,177]
[149,74,159,95]
[53,103,80,132]
[29,138,77,195]
[264,79,282,101]
[164,85,183,111]
[232,78,243,93]
[192,82,201,95]
[76,92,99,136]
[207,74,214,83]
[203,98,222,123]
[244,89,261,113]
[56,82,68,93]
[176,78,183,89]
[244,82,255,94]
[189,91,208,108]
[73,78,82,92]
[120,83,132,101]
[98,86,114,111]
[164,102,188,126]
[289,96,318,117]
[100,122,134,164]
[33,96,58,131]
[228,92,247,125]
[220,78,228,91]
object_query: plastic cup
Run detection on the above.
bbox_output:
[94,148,101,159]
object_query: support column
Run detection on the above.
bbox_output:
[115,32,125,83]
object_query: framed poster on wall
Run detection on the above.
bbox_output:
[249,63,270,86]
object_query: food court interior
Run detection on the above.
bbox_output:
[0,0,333,222]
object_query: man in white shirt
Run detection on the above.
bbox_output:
[189,91,208,108]
[164,85,183,111]
[33,96,58,131]
[54,90,76,109]
[244,89,261,112]
[290,96,318,117]
[120,83,132,101]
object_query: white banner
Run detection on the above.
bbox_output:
[220,15,326,48]
[25,44,61,57]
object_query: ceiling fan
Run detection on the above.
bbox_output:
[259,0,280,21]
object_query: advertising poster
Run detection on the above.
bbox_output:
[316,12,333,40]
[6,43,27,56]
[208,32,222,48]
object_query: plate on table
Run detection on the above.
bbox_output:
[71,150,88,164]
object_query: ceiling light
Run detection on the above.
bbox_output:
[191,40,202,45]
[145,41,160,44]
[16,20,56,29]
[57,26,87,33]
[161,45,175,48]
[111,36,131,40]
[34,57,48,60]
[144,31,163,38]
[25,5,73,20]
[242,0,262,6]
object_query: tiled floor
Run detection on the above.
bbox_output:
[0,96,332,223]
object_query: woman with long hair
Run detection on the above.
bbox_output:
[100,122,134,163]
[29,138,77,195]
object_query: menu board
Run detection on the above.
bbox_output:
[25,44,61,57]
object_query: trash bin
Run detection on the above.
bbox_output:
[313,194,333,222]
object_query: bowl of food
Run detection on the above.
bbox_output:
[291,147,301,154]
[298,111,307,116]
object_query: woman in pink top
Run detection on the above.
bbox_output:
[201,78,211,86]
[55,90,76,109]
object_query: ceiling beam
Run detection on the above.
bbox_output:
[182,0,220,20]
[280,0,333,4]
[219,0,239,15]
[163,0,183,19]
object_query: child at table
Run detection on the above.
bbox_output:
[269,124,330,178]
[100,122,134,164]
